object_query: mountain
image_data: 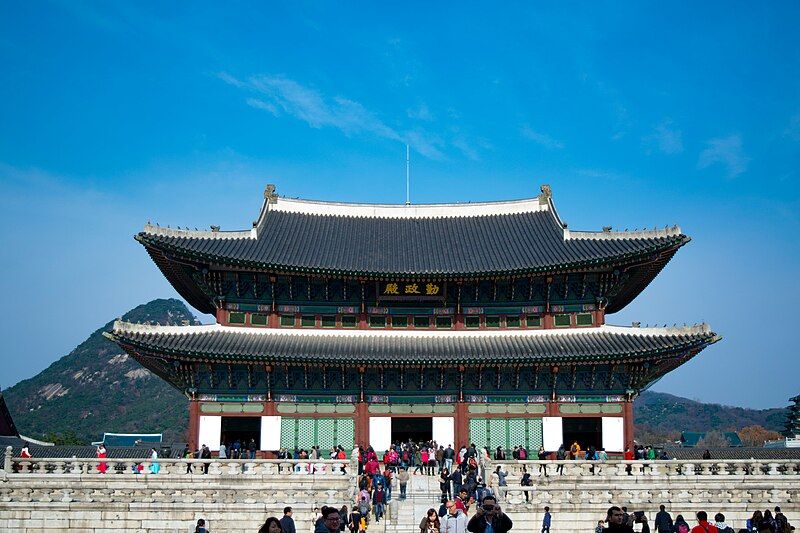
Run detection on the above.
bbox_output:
[633,390,788,441]
[3,299,196,444]
[3,298,791,445]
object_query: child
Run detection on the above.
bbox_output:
[595,521,604,533]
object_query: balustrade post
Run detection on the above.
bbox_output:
[3,446,11,472]
[683,463,694,476]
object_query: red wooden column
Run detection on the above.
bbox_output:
[454,402,469,448]
[188,400,200,451]
[623,401,634,451]
[355,402,370,447]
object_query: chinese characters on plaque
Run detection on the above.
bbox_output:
[378,281,446,300]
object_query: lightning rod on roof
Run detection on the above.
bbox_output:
[406,144,411,205]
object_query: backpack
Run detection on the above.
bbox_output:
[358,501,370,515]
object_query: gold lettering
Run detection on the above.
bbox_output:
[404,283,420,294]
[425,283,440,295]
[384,283,399,295]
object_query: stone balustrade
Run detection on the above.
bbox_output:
[7,456,350,477]
[494,458,800,478]
[3,452,800,532]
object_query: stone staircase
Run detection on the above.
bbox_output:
[382,473,442,533]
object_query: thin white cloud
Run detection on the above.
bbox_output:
[698,134,750,178]
[407,103,434,121]
[784,114,800,141]
[521,125,564,149]
[246,98,278,116]
[644,120,684,155]
[219,72,444,159]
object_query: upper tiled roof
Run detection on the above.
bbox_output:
[107,321,719,365]
[137,185,688,279]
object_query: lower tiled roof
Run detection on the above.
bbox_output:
[106,322,719,365]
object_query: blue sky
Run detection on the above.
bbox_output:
[1,2,798,409]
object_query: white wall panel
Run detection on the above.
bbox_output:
[542,417,563,451]
[369,417,392,452]
[198,416,222,451]
[260,416,281,450]
[432,417,455,447]
[602,417,625,452]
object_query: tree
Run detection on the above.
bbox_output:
[695,430,729,448]
[42,430,85,446]
[738,425,782,447]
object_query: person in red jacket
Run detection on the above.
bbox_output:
[691,512,718,533]
[623,447,634,461]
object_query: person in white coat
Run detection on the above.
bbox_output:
[440,501,468,533]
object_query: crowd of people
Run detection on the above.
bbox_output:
[598,506,794,533]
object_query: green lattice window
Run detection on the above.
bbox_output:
[435,317,453,329]
[506,316,521,328]
[465,316,480,329]
[485,316,501,328]
[229,312,246,324]
[341,315,358,328]
[369,316,386,328]
[321,315,336,328]
[526,315,542,328]
[554,314,571,327]
[301,315,316,327]
[251,313,268,326]
[576,313,593,326]
[414,316,430,328]
[280,417,355,450]
[280,314,296,327]
[468,418,544,452]
[392,316,408,328]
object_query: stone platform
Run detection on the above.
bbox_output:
[2,450,800,532]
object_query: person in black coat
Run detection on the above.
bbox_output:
[280,507,297,533]
[466,495,513,533]
[450,469,463,499]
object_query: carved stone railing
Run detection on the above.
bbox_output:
[6,456,351,477]
[492,459,800,479]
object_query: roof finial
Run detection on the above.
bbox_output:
[264,184,278,203]
[538,184,552,205]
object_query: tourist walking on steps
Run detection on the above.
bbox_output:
[541,506,551,533]
[420,508,441,533]
[316,507,343,533]
[603,506,650,533]
[372,483,386,523]
[280,507,296,533]
[259,517,283,533]
[655,505,673,533]
[440,467,452,499]
[441,500,468,533]
[673,515,690,533]
[450,468,463,499]
[521,467,532,502]
[466,495,513,533]
[444,445,455,473]
[691,512,718,533]
[397,467,409,500]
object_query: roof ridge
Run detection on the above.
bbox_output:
[565,225,684,240]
